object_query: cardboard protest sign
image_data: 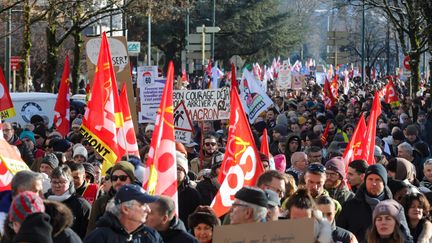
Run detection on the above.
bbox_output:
[138,69,165,123]
[291,73,305,90]
[315,72,326,85]
[85,36,137,130]
[277,68,291,90]
[213,218,314,243]
[174,101,193,143]
[173,88,230,121]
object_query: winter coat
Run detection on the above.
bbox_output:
[196,177,219,206]
[83,212,163,243]
[159,217,198,243]
[336,184,393,242]
[327,184,355,207]
[86,187,116,236]
[44,200,82,243]
[178,177,202,230]
[331,223,358,243]
[412,219,432,243]
[61,194,91,239]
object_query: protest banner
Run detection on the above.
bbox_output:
[85,36,137,130]
[277,68,291,90]
[173,88,230,121]
[173,101,193,143]
[213,218,314,243]
[138,76,166,123]
[291,73,305,90]
[315,72,326,85]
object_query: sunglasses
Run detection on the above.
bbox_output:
[205,142,217,147]
[111,175,128,182]
[308,163,326,173]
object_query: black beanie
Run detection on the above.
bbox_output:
[365,163,388,185]
[13,213,53,243]
[41,153,59,169]
[234,186,268,208]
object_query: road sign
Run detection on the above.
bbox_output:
[10,56,21,70]
[174,100,193,143]
[187,34,210,44]
[404,55,411,70]
[187,44,210,52]
[127,41,141,54]
[196,26,221,33]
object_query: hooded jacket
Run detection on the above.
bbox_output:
[158,217,198,243]
[284,133,302,168]
[83,212,163,243]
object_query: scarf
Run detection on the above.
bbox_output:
[47,191,72,202]
[364,191,385,211]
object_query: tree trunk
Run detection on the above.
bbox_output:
[72,29,83,94]
[46,24,58,93]
[408,31,421,96]
[20,0,31,91]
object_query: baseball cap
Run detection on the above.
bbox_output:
[114,184,158,205]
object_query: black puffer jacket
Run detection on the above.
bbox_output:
[83,212,163,243]
[159,217,198,243]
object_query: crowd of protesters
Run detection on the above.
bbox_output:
[0,70,432,243]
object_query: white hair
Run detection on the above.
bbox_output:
[398,142,413,155]
[236,199,267,222]
[106,199,137,217]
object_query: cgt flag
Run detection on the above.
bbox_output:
[359,92,382,165]
[323,78,335,110]
[119,83,140,158]
[342,114,367,168]
[212,64,265,217]
[80,32,124,166]
[0,67,15,120]
[383,77,400,107]
[143,61,178,213]
[53,55,71,137]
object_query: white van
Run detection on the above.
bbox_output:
[5,92,58,127]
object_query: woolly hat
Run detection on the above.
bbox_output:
[71,118,82,128]
[9,191,45,224]
[273,154,286,173]
[188,207,220,229]
[19,130,35,144]
[73,145,88,160]
[373,199,403,222]
[41,153,59,169]
[365,163,388,186]
[325,156,346,179]
[176,151,189,175]
[49,139,71,153]
[13,213,53,243]
[273,124,288,136]
[234,186,268,208]
[111,161,136,182]
[82,162,95,183]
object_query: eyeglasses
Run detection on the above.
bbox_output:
[111,175,129,182]
[325,171,340,178]
[205,142,217,147]
[308,163,326,173]
[51,180,68,185]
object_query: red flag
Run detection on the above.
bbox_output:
[206,60,212,77]
[53,55,71,137]
[230,63,238,88]
[0,66,15,119]
[323,78,335,110]
[342,114,367,168]
[383,77,400,107]
[260,128,270,158]
[321,121,331,146]
[330,74,339,99]
[119,83,140,158]
[81,32,124,166]
[359,92,382,165]
[181,69,187,82]
[143,61,177,212]
[211,73,265,217]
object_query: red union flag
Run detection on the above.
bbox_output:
[53,55,71,137]
[143,61,177,211]
[119,83,140,158]
[211,64,264,217]
[342,114,367,168]
[359,92,382,165]
[0,66,15,120]
[330,74,339,99]
[383,77,400,107]
[80,32,124,165]
[260,128,270,158]
[323,78,335,110]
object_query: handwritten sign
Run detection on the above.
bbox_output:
[213,218,314,243]
[138,78,165,123]
[173,88,230,121]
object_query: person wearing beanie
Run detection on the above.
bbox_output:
[86,161,135,235]
[269,124,288,156]
[324,157,354,206]
[13,213,53,243]
[73,144,88,163]
[49,138,72,153]
[337,164,395,242]
[40,153,60,177]
[66,118,83,141]
[230,186,268,224]
[9,191,45,233]
[188,206,220,243]
[177,152,202,230]
[366,199,413,243]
